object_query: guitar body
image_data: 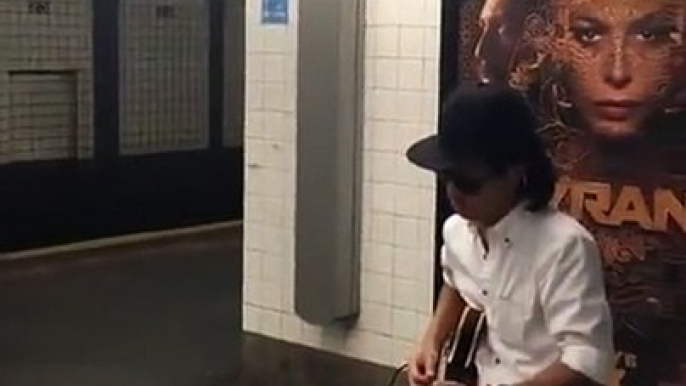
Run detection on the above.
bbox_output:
[437,292,487,386]
[443,360,478,386]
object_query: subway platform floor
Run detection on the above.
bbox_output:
[0,226,243,386]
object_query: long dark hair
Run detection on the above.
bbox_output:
[520,142,557,211]
[482,126,557,212]
[441,85,558,212]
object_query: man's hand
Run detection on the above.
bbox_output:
[407,343,440,386]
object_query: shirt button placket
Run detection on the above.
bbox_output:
[481,249,494,302]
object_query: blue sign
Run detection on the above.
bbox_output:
[261,0,288,25]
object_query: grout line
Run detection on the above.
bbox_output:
[0,220,243,262]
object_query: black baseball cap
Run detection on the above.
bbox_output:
[406,83,540,173]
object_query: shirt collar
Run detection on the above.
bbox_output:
[468,201,528,244]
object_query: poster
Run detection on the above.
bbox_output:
[452,0,686,384]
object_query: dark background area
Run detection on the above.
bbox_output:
[434,0,460,302]
[0,150,243,252]
[436,2,478,382]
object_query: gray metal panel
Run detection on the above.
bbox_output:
[295,0,364,325]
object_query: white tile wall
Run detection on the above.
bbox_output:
[243,0,440,368]
[119,0,209,155]
[0,0,93,164]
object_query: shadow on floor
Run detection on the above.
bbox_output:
[0,227,243,386]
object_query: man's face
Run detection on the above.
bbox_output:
[473,0,526,84]
[441,162,521,224]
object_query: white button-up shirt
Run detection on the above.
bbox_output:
[441,204,615,385]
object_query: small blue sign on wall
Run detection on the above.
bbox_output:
[261,0,288,25]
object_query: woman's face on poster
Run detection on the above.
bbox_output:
[473,0,526,84]
[555,0,684,139]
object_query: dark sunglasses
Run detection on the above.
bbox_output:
[439,170,490,195]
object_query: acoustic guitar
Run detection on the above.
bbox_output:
[436,292,487,386]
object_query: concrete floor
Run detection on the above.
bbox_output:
[0,227,243,386]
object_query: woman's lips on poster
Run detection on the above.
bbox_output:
[594,100,641,121]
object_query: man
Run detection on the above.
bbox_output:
[405,83,615,386]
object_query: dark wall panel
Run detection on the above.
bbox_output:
[0,150,243,252]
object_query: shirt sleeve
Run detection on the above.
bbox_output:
[440,245,453,287]
[440,216,460,289]
[538,232,615,385]
[441,244,459,289]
